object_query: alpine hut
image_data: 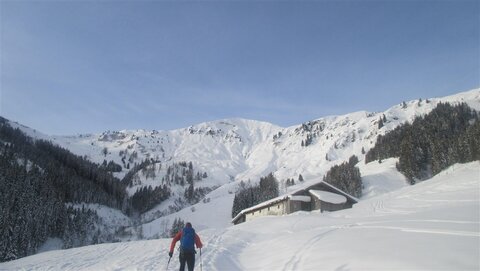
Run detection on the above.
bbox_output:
[231,180,358,225]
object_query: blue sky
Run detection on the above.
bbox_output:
[1,1,479,135]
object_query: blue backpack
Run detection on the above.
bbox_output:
[180,227,195,252]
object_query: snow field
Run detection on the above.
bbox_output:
[2,162,478,270]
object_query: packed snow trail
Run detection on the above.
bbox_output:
[1,162,479,270]
[0,239,170,271]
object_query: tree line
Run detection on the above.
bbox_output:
[0,118,132,262]
[123,160,209,214]
[323,155,362,198]
[365,102,479,183]
[130,185,171,214]
[231,173,279,218]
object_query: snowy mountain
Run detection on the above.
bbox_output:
[6,88,480,235]
[2,161,478,270]
[52,89,480,224]
[52,89,480,185]
[51,89,480,183]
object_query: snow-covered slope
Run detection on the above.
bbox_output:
[2,161,478,270]
[53,89,480,184]
[358,158,410,199]
[5,88,479,233]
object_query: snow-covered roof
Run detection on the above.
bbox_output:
[283,177,359,202]
[288,195,311,202]
[232,180,359,224]
[241,195,288,214]
[231,194,290,223]
[309,190,347,204]
[325,182,358,201]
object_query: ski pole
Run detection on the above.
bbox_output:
[166,255,172,270]
[200,248,203,271]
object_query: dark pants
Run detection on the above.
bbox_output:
[179,250,195,271]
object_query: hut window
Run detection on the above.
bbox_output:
[268,207,270,211]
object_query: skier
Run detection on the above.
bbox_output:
[169,222,203,271]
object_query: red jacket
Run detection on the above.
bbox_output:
[169,230,203,253]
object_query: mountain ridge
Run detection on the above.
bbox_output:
[10,88,476,219]
[4,88,479,200]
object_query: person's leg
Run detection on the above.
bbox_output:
[186,252,195,271]
[179,252,186,271]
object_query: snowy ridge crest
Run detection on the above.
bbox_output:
[3,88,479,230]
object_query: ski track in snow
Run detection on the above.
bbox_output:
[282,227,339,271]
[202,230,247,271]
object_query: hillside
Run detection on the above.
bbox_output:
[2,161,478,270]
[60,89,479,228]
[51,89,480,186]
[2,88,479,257]
[0,117,137,262]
